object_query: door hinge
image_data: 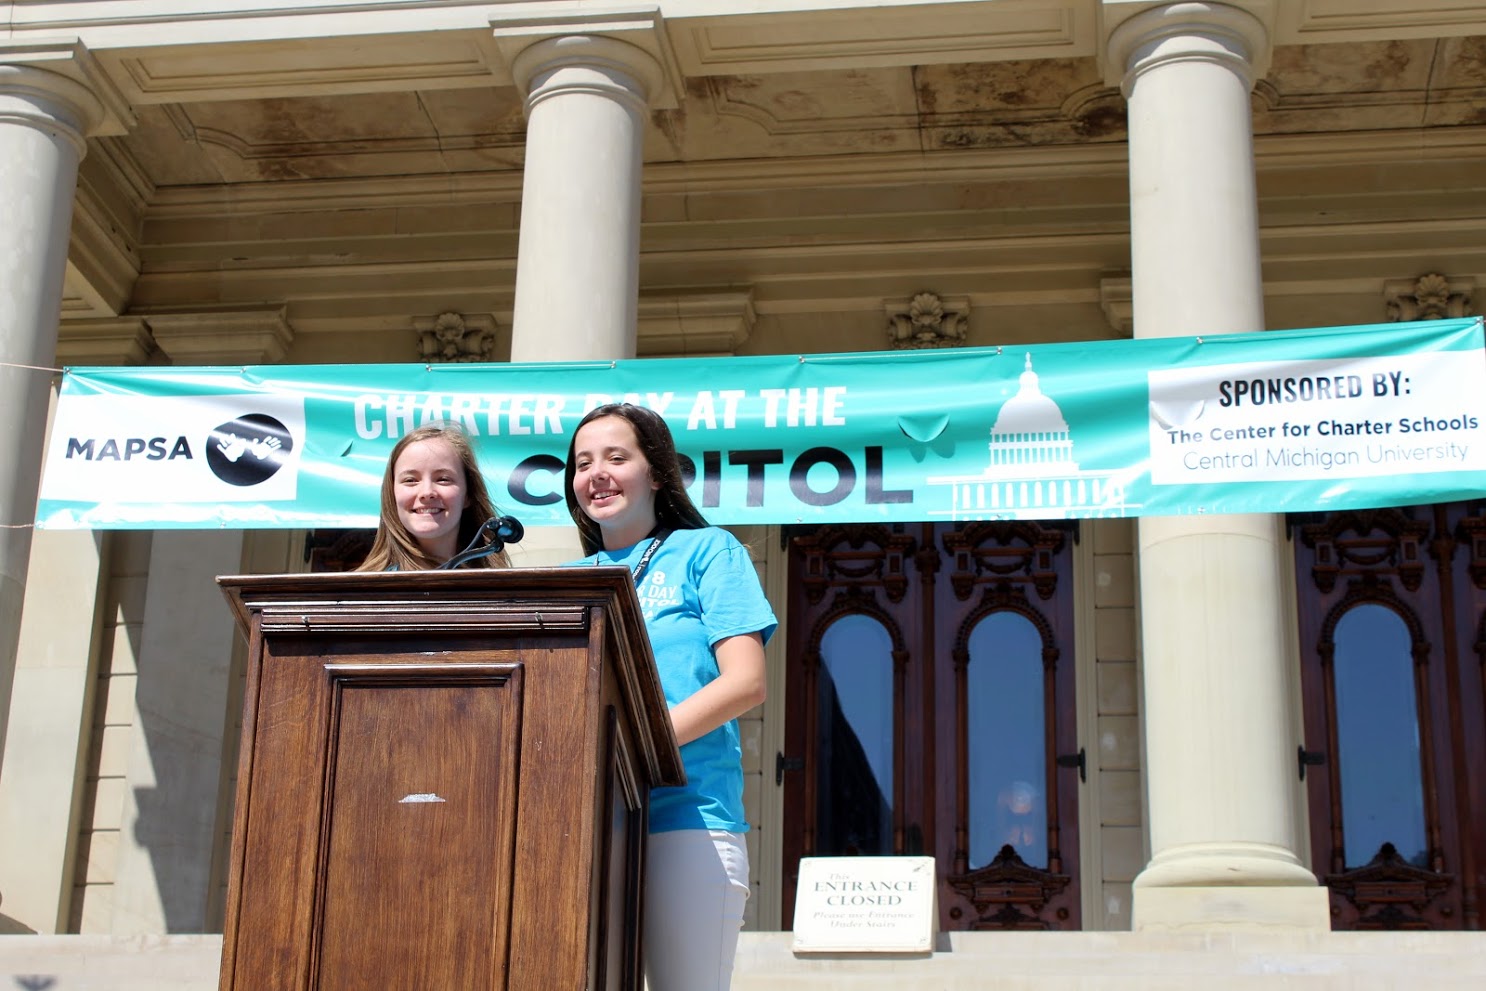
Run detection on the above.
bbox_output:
[776,752,805,785]
[1056,747,1086,783]
[1298,746,1327,781]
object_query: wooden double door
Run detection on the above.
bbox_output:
[1293,499,1486,930]
[780,521,1083,931]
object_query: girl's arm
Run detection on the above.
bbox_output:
[669,631,767,746]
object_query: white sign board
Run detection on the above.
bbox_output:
[791,856,937,953]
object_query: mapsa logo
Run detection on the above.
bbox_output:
[205,413,295,487]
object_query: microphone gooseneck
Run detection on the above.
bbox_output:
[437,515,525,570]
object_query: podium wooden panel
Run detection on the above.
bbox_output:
[216,568,683,991]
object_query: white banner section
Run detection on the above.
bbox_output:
[42,394,306,510]
[1148,351,1485,486]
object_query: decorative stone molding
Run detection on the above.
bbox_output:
[667,1,1090,76]
[638,290,755,356]
[885,292,969,350]
[56,318,156,367]
[1384,273,1473,322]
[1099,276,1134,337]
[415,311,498,363]
[144,308,294,365]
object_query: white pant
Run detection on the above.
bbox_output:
[643,829,750,991]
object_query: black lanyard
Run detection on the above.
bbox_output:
[628,528,671,586]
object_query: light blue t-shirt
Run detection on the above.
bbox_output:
[576,526,777,833]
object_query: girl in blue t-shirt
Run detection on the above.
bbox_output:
[565,403,776,991]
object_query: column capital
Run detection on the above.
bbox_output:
[0,38,134,140]
[492,6,682,109]
[1102,1,1274,94]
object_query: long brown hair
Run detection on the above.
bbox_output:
[357,423,510,571]
[564,403,708,556]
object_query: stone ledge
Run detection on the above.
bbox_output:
[6,931,1486,990]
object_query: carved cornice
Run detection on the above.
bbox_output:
[670,1,1094,76]
[65,180,143,319]
[145,307,294,365]
[56,317,155,366]
[101,32,505,106]
[638,289,755,356]
[1274,2,1486,44]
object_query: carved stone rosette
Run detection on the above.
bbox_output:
[1384,274,1474,322]
[415,311,497,363]
[885,292,969,349]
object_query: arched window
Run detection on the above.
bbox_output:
[815,614,896,856]
[1332,604,1427,868]
[967,612,1047,868]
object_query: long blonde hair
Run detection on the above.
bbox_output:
[357,423,510,571]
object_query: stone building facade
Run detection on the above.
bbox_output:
[1,1,1485,986]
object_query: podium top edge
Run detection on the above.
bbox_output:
[218,565,633,591]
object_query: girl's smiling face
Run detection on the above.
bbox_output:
[570,415,661,550]
[393,436,468,560]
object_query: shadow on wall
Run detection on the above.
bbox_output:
[13,975,58,989]
[0,910,38,935]
[126,531,244,935]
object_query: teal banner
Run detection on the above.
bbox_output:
[36,317,1486,530]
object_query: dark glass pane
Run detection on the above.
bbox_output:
[816,614,894,856]
[1334,603,1428,868]
[966,612,1046,869]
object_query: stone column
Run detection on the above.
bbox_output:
[506,34,662,361]
[1108,2,1330,930]
[0,46,122,773]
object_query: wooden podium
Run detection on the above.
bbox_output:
[216,568,683,991]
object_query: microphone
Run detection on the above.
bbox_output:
[437,515,525,570]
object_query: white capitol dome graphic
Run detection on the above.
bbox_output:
[928,353,1129,520]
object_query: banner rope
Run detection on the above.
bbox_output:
[0,360,65,373]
